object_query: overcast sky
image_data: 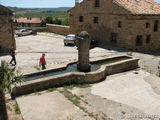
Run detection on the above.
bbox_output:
[0,0,159,8]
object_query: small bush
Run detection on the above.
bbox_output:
[34,65,40,71]
[14,103,21,114]
[7,105,12,112]
[127,52,133,56]
[47,88,57,92]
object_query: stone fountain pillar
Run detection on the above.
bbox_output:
[77,31,91,72]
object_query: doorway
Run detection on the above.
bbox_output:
[110,32,117,44]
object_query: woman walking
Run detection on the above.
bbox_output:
[10,49,16,66]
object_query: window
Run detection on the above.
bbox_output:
[136,35,143,46]
[154,20,159,32]
[79,16,83,22]
[95,0,100,7]
[94,17,99,24]
[146,22,150,28]
[118,21,122,28]
[146,35,151,44]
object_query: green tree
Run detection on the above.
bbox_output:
[40,16,54,27]
[0,61,23,120]
[53,17,62,25]
[62,18,69,26]
[40,20,47,27]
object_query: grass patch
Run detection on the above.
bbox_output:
[134,71,139,74]
[122,111,126,115]
[80,95,84,98]
[59,89,96,119]
[67,118,73,120]
[14,103,21,114]
[88,112,94,118]
[84,101,88,104]
[34,92,42,96]
[101,117,106,120]
[47,88,57,92]
[34,65,40,71]
[7,105,12,111]
[127,52,133,56]
[60,90,80,106]
[64,84,91,89]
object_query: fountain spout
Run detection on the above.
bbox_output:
[77,31,91,72]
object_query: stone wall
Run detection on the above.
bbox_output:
[47,24,71,36]
[69,0,160,51]
[0,14,15,52]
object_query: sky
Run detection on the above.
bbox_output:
[0,0,159,8]
[0,0,83,8]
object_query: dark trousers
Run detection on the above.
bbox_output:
[42,63,46,70]
[10,55,16,65]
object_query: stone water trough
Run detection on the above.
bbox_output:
[11,55,139,97]
[11,31,139,97]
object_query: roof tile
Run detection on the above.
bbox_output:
[15,18,41,23]
[114,0,160,14]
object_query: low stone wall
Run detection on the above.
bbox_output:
[46,24,71,36]
[11,56,139,97]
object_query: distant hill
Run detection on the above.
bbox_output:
[8,7,71,10]
[8,7,71,19]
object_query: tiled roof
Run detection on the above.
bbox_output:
[15,18,42,23]
[114,0,160,14]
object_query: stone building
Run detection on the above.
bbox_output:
[14,17,42,28]
[0,4,15,52]
[69,0,160,51]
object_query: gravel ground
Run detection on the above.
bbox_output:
[0,32,121,74]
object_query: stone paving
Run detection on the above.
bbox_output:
[16,70,160,120]
[1,32,160,120]
[16,91,92,120]
[91,70,160,119]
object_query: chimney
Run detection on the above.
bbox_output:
[75,0,79,6]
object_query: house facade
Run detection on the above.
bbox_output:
[14,17,42,28]
[69,0,160,51]
[0,4,16,52]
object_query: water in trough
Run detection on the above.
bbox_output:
[23,56,130,82]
